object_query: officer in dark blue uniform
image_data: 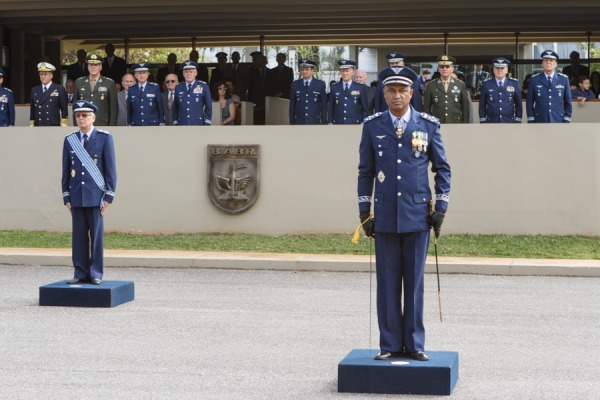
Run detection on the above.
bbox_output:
[30,62,68,127]
[358,67,451,362]
[289,59,328,124]
[172,60,212,126]
[62,101,117,285]
[374,52,421,113]
[526,50,572,123]
[0,68,15,127]
[127,62,165,126]
[478,57,522,123]
[328,59,368,124]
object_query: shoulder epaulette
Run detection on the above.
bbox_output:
[364,112,383,123]
[420,112,440,123]
[102,76,114,82]
[558,72,569,78]
[97,129,111,135]
[3,87,12,92]
[331,81,340,86]
[532,72,542,77]
[482,77,493,82]
[149,82,159,86]
[507,77,519,82]
[198,80,207,85]
[75,76,86,82]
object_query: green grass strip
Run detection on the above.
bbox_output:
[0,231,599,259]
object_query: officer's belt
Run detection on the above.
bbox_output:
[67,134,106,205]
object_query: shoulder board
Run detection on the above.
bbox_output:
[198,80,207,85]
[507,77,519,82]
[331,81,340,86]
[558,72,569,78]
[482,77,493,82]
[420,112,440,123]
[364,112,383,123]
[532,72,542,78]
[75,76,86,82]
[4,88,12,92]
[97,129,111,135]
[149,82,159,86]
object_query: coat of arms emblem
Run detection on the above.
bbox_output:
[207,145,260,214]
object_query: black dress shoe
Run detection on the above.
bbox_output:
[67,278,85,284]
[408,351,429,361]
[374,351,402,360]
[90,278,102,285]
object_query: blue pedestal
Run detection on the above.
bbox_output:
[39,280,135,308]
[338,349,459,395]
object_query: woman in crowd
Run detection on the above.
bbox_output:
[212,81,236,125]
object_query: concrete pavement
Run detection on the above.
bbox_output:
[1,247,600,276]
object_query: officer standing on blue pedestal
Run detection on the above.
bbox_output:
[172,60,212,126]
[358,66,451,362]
[62,101,117,285]
[526,50,572,123]
[375,52,422,113]
[0,68,15,127]
[30,62,69,127]
[127,62,165,126]
[328,59,368,124]
[289,59,328,124]
[478,57,522,123]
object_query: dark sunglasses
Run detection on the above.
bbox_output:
[165,80,176,83]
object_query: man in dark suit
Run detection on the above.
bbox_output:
[190,49,209,84]
[228,51,248,100]
[354,68,376,115]
[267,53,294,99]
[62,100,117,285]
[30,62,68,126]
[157,53,184,90]
[247,53,270,125]
[66,49,89,82]
[209,52,231,90]
[162,73,178,125]
[102,43,127,87]
[117,74,136,126]
[562,51,590,81]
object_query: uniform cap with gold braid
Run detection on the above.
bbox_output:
[37,62,56,72]
[436,55,456,66]
[86,54,103,65]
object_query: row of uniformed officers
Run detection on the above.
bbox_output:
[0,49,572,127]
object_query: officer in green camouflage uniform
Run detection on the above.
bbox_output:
[73,53,118,126]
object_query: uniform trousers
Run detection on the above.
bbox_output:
[375,231,429,353]
[71,206,104,280]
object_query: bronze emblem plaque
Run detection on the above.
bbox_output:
[207,145,260,214]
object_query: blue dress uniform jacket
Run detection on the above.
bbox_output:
[30,83,68,126]
[0,87,15,126]
[289,78,328,124]
[478,77,523,123]
[375,80,422,113]
[357,108,450,354]
[62,129,117,281]
[358,109,451,233]
[172,80,212,125]
[526,73,572,123]
[127,82,165,126]
[328,81,368,124]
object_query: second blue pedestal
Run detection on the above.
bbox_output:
[39,280,135,308]
[338,349,459,395]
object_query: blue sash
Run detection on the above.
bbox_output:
[67,133,106,205]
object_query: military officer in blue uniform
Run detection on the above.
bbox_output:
[375,52,421,113]
[328,59,368,124]
[289,59,328,124]
[358,66,451,362]
[30,62,68,127]
[0,68,15,127]
[127,62,165,126]
[172,60,212,126]
[62,101,117,285]
[478,57,522,123]
[526,50,572,123]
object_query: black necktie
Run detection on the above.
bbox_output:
[83,134,88,149]
[305,81,309,92]
[344,84,349,94]
[188,84,192,94]
[498,81,503,90]
[43,86,47,93]
[548,76,552,87]
[140,85,144,97]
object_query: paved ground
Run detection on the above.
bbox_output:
[1,264,599,399]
